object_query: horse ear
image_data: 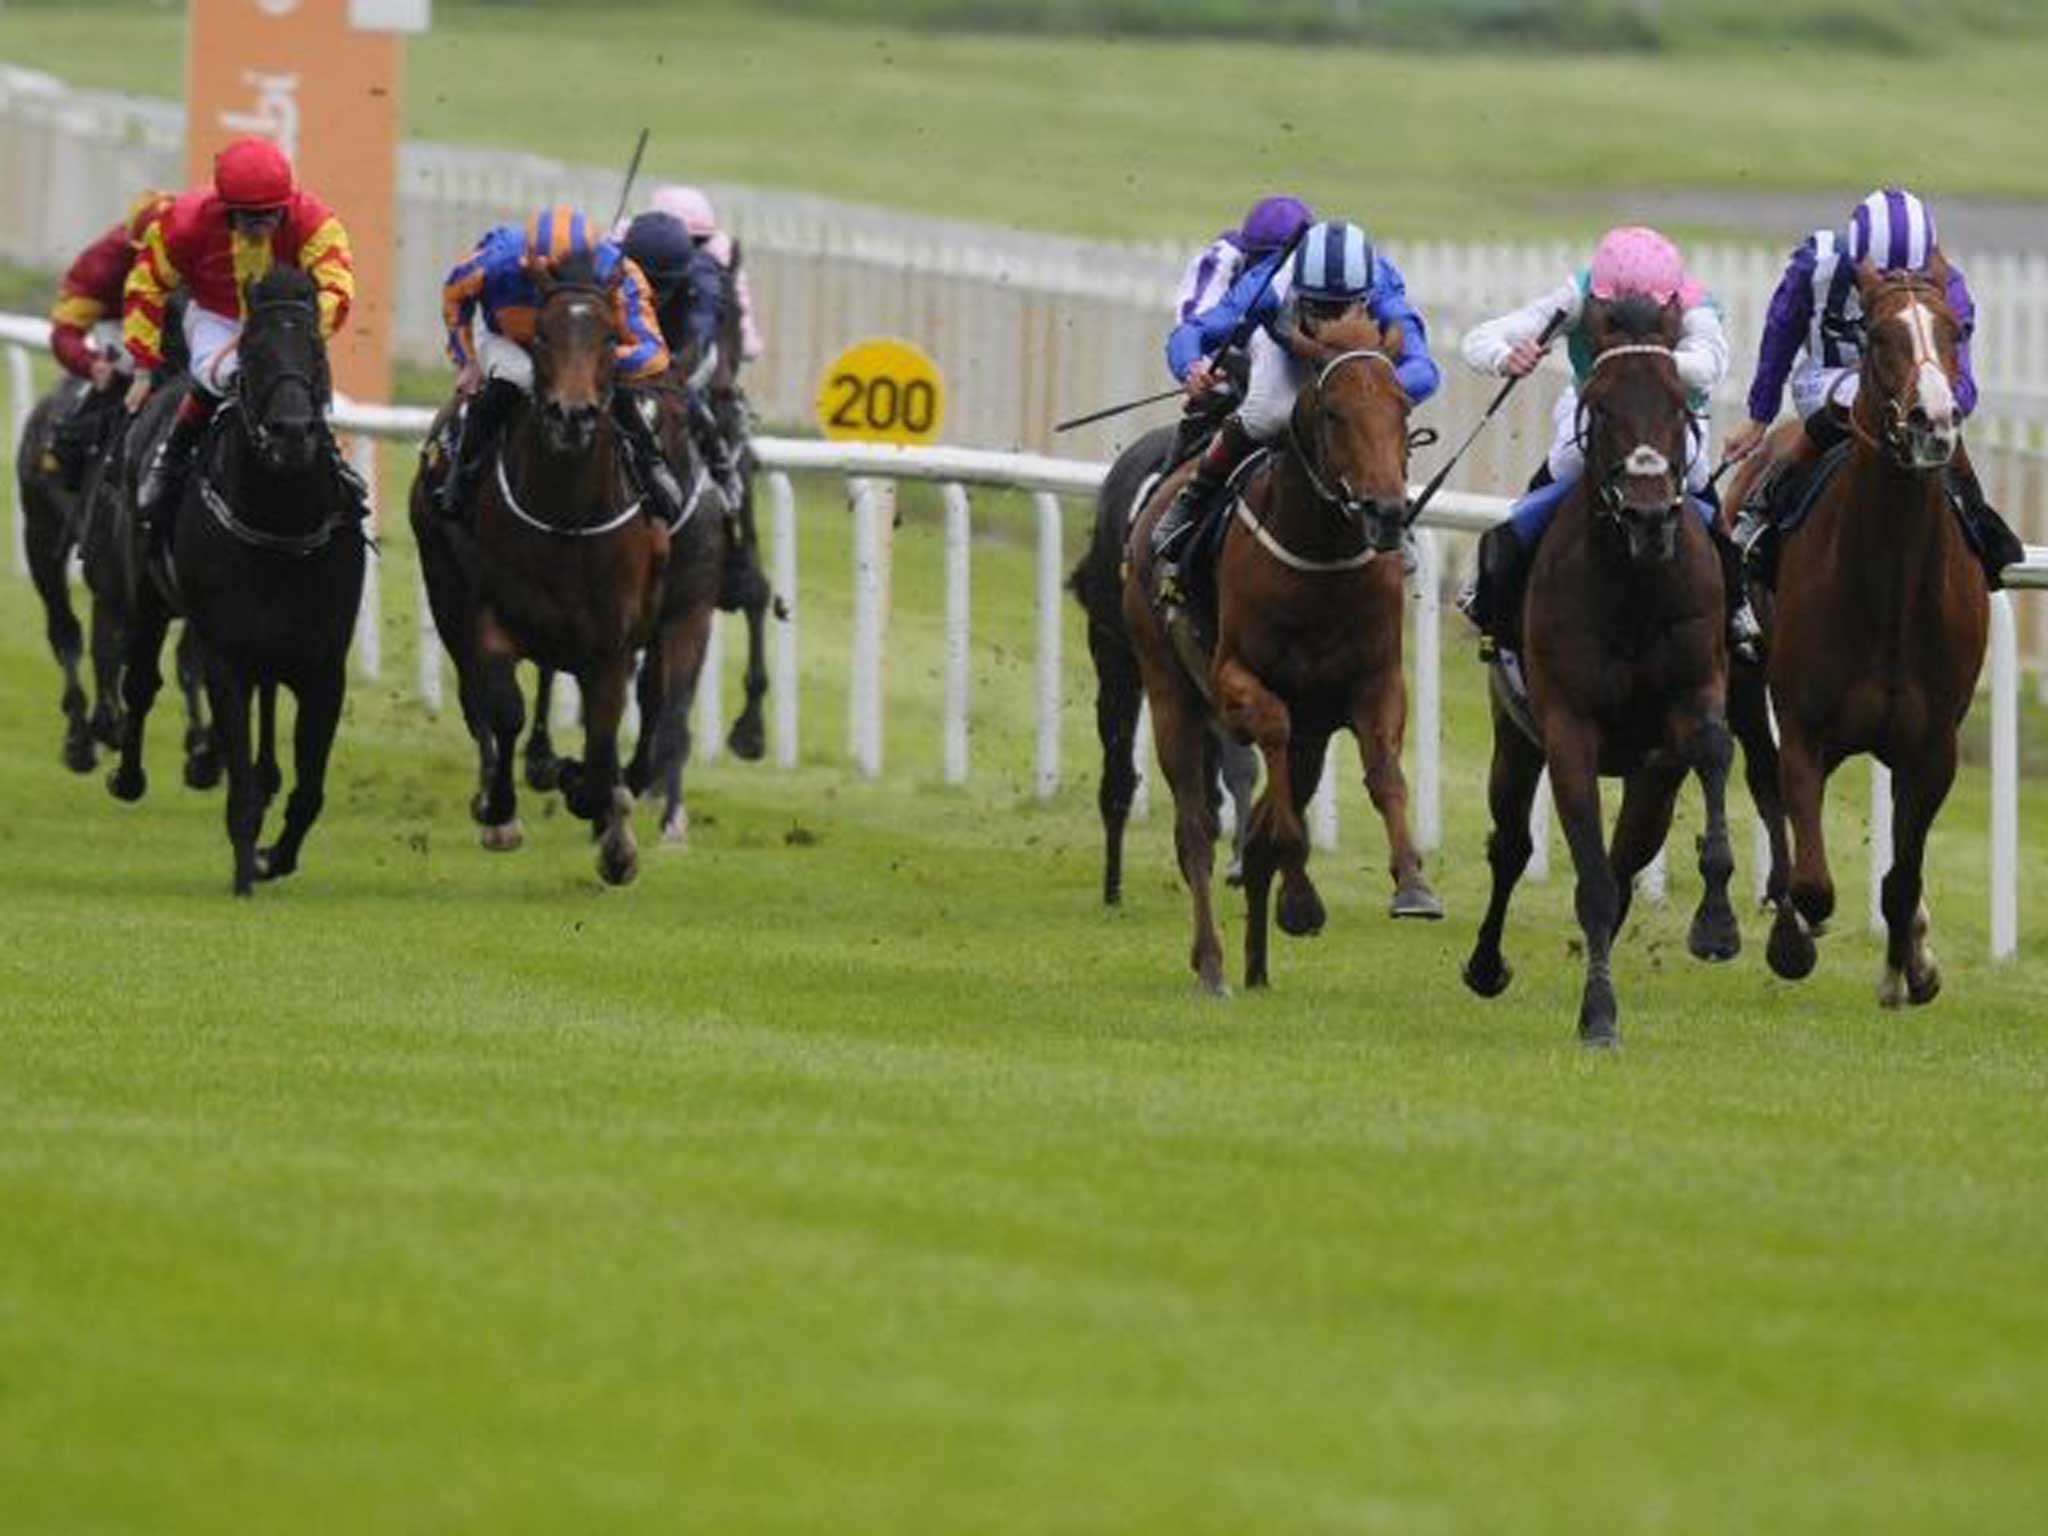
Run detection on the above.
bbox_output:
[1853,257,1883,305]
[1926,245,1953,289]
[1581,296,1613,350]
[1660,295,1683,342]
[1379,319,1404,360]
[729,237,744,272]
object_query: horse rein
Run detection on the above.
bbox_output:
[1288,347,1406,514]
[1846,276,1957,466]
[1577,343,1690,519]
[236,295,330,458]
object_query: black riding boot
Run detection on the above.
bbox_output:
[1946,459,2026,590]
[1151,414,1253,606]
[688,391,746,510]
[1713,527,1763,662]
[1458,522,1529,658]
[612,390,685,524]
[138,395,215,556]
[439,378,522,522]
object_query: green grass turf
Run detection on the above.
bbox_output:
[3,361,2048,1528]
[5,2,2047,241]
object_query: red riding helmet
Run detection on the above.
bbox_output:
[213,137,295,211]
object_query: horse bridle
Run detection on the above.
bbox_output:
[1286,348,1429,524]
[236,294,329,458]
[1577,343,1690,520]
[1847,275,1955,466]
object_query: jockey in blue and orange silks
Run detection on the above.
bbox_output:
[1152,218,1440,605]
[435,203,678,522]
[1722,186,2024,588]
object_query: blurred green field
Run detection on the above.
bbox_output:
[3,359,2048,1528]
[5,1,2047,239]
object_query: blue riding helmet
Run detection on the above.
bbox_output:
[1292,220,1375,302]
[620,210,697,294]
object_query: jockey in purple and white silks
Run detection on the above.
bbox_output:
[1151,218,1440,605]
[1723,186,2022,587]
[1456,226,1741,655]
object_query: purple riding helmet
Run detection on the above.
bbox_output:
[1238,195,1315,253]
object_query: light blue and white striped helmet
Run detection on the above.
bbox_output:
[1291,220,1375,302]
[1846,188,1938,273]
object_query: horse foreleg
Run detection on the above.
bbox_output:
[1679,711,1741,963]
[1607,764,1684,938]
[1462,704,1545,1000]
[256,666,344,884]
[24,497,90,771]
[1218,736,1257,890]
[1350,665,1441,920]
[202,653,260,896]
[1879,739,1956,1009]
[254,680,282,809]
[1769,718,1833,980]
[654,605,716,847]
[88,590,127,750]
[1215,657,1301,990]
[727,583,770,762]
[1276,728,1330,944]
[1144,662,1226,993]
[106,585,172,805]
[473,608,525,851]
[525,665,561,791]
[1088,624,1143,905]
[1545,722,1622,1047]
[577,658,639,887]
[1729,662,1789,910]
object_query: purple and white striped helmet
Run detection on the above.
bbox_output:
[1846,188,1939,273]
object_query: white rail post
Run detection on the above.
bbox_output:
[415,569,443,715]
[1869,761,1894,936]
[769,471,798,769]
[849,477,884,778]
[942,482,971,785]
[9,343,32,577]
[1132,697,1151,819]
[349,435,381,681]
[1413,528,1442,852]
[1033,491,1062,800]
[1990,592,2019,960]
[694,619,725,764]
[1309,741,1339,851]
[1528,771,1551,882]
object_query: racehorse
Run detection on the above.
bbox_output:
[1071,421,1257,904]
[412,251,670,885]
[1123,311,1442,994]
[106,266,367,895]
[17,377,114,771]
[1460,295,1741,1046]
[1724,261,1989,1007]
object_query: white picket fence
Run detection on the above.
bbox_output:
[3,310,2042,960]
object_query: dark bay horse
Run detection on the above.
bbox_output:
[17,376,107,770]
[106,267,367,895]
[1461,296,1740,1046]
[1124,312,1441,994]
[1725,261,1988,1007]
[1071,421,1257,904]
[412,255,669,885]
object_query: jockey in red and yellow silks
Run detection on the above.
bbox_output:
[124,138,364,541]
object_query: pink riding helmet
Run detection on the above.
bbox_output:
[1589,226,1704,309]
[648,183,719,240]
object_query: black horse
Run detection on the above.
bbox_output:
[17,375,111,771]
[107,267,367,895]
[1071,422,1258,905]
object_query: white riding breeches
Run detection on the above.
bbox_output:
[477,324,535,392]
[89,319,136,375]
[1791,362,1859,423]
[1237,327,1305,442]
[184,303,242,397]
[1546,384,1712,493]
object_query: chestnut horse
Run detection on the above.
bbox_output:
[412,255,669,885]
[1124,311,1440,994]
[1461,296,1740,1047]
[1725,261,1988,1007]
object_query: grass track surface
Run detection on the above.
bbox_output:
[2,402,2048,1528]
[5,2,2048,240]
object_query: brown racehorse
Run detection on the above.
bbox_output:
[1124,311,1441,994]
[412,256,669,885]
[1461,296,1741,1047]
[1725,261,1988,1007]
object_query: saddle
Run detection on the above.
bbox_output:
[1747,439,1854,590]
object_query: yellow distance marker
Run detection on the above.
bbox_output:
[815,338,946,446]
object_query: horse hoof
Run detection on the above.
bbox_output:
[524,752,560,793]
[106,764,146,803]
[1196,974,1233,999]
[1276,879,1326,938]
[1687,905,1743,963]
[253,846,298,882]
[63,727,96,775]
[1578,981,1619,1048]
[1462,954,1512,999]
[184,750,222,792]
[1766,909,1817,981]
[726,717,766,762]
[1389,878,1445,921]
[479,819,524,853]
[599,836,639,886]
[1908,961,1942,1007]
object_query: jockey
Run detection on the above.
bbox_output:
[1457,226,1739,655]
[1163,193,1315,459]
[644,183,764,364]
[44,188,173,488]
[617,209,746,508]
[1151,218,1440,606]
[124,138,363,545]
[436,203,680,522]
[1724,187,2024,587]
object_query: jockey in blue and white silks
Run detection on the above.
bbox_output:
[1723,186,2021,589]
[1150,219,1439,602]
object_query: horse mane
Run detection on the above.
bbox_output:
[250,264,317,308]
[548,248,601,289]
[1290,309,1402,368]
[1590,293,1678,345]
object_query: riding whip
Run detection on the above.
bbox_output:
[609,128,651,232]
[1052,226,1309,436]
[1406,306,1568,527]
